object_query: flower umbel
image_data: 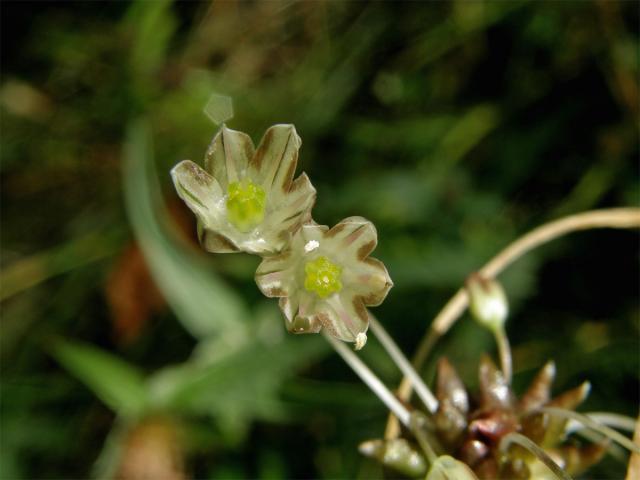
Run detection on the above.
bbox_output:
[171,124,316,255]
[255,217,393,348]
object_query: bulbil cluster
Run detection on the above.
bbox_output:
[172,124,392,348]
[361,356,607,479]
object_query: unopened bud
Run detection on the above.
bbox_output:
[359,438,427,477]
[466,273,508,332]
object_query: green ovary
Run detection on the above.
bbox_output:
[304,256,343,299]
[226,180,266,232]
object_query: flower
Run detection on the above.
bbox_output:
[254,217,393,348]
[171,124,316,255]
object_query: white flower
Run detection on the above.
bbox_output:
[171,124,316,255]
[255,217,393,347]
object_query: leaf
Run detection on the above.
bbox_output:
[123,0,177,97]
[147,308,330,442]
[123,120,250,339]
[51,339,147,418]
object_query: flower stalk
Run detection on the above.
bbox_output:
[387,207,640,440]
[368,315,438,413]
[323,331,411,427]
[499,432,572,480]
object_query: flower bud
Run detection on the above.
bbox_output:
[359,438,427,477]
[466,273,508,332]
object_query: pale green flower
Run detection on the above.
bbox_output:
[255,217,393,348]
[171,124,316,255]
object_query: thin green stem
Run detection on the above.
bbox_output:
[369,315,438,413]
[579,412,637,433]
[540,407,640,454]
[323,332,411,427]
[500,432,572,480]
[408,412,438,464]
[494,326,512,384]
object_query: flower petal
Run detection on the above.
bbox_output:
[249,124,301,193]
[197,223,239,253]
[171,160,224,229]
[326,216,378,257]
[262,173,316,246]
[255,251,297,298]
[344,257,393,306]
[314,293,369,343]
[204,125,255,188]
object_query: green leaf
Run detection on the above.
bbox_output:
[123,0,177,99]
[147,307,330,442]
[51,339,147,418]
[123,120,250,339]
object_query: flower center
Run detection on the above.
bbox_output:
[304,256,343,299]
[226,180,266,232]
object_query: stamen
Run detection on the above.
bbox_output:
[304,256,343,299]
[226,180,266,232]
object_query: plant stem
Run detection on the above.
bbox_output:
[500,432,572,480]
[369,315,438,414]
[408,412,438,464]
[540,407,640,453]
[323,331,411,427]
[627,415,640,480]
[566,412,637,434]
[385,208,640,439]
[494,326,512,384]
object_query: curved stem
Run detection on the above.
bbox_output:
[500,432,572,480]
[385,208,640,439]
[566,412,638,434]
[323,332,411,427]
[369,315,438,413]
[540,407,640,454]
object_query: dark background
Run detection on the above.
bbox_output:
[1,1,638,478]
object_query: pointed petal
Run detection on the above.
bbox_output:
[547,381,590,410]
[255,251,296,298]
[540,382,591,447]
[171,160,224,229]
[314,293,369,343]
[519,361,556,413]
[436,358,469,414]
[204,125,255,188]
[478,354,513,410]
[250,124,301,193]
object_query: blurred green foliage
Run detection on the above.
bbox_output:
[1,1,638,478]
